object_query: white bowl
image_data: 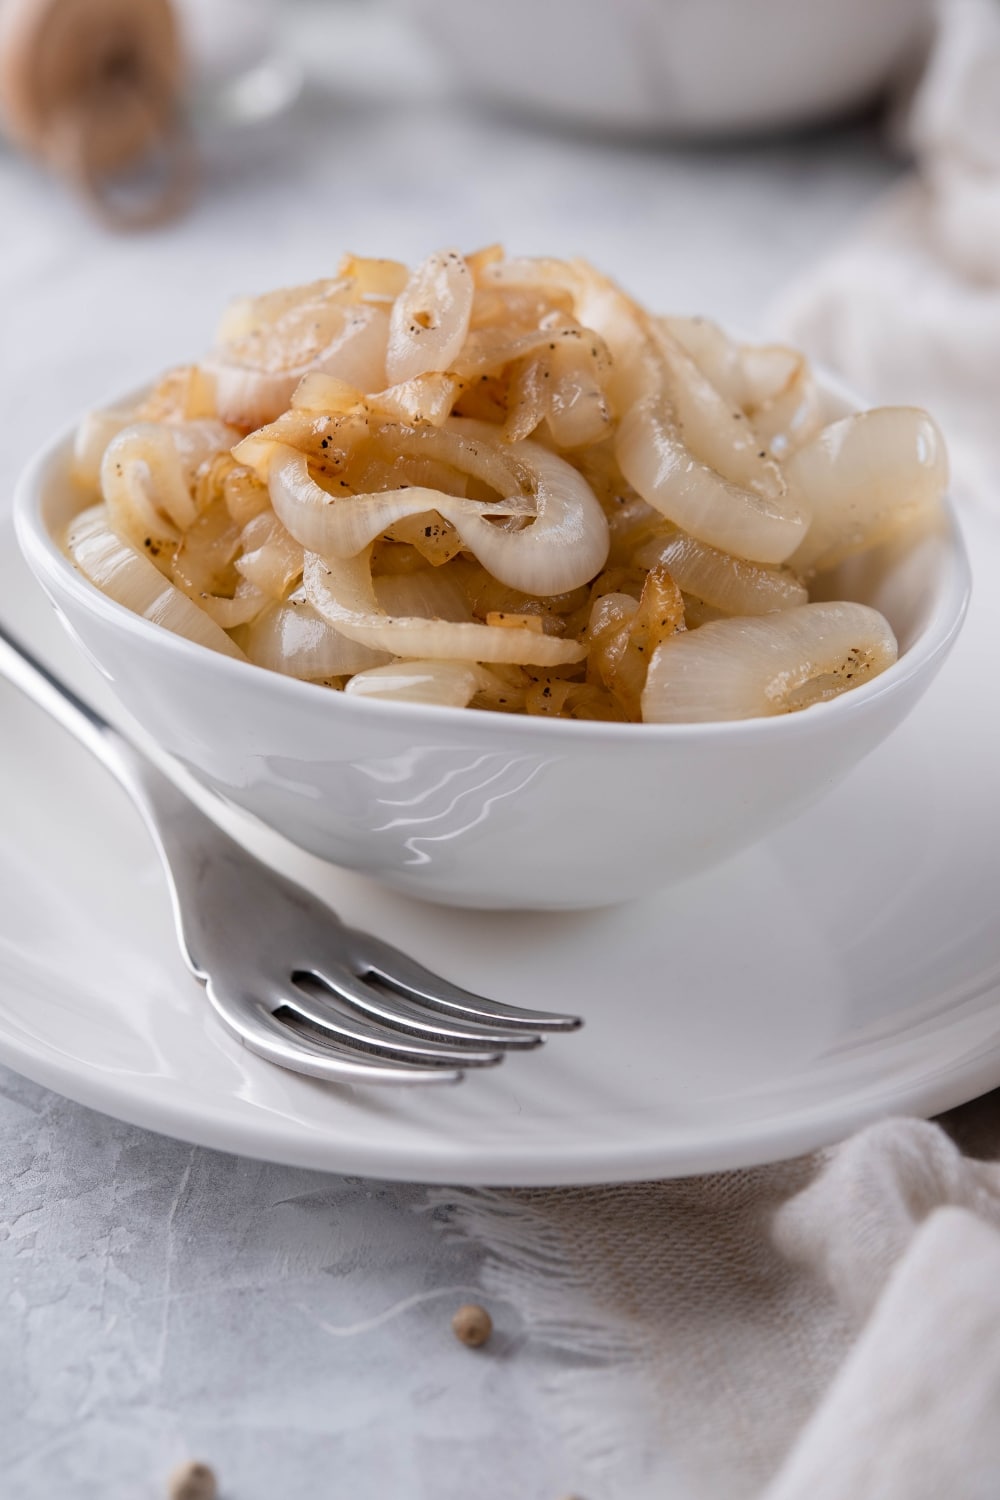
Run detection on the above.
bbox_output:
[402,0,931,135]
[14,392,969,910]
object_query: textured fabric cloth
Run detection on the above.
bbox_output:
[436,5,1000,1495]
[436,1107,1000,1500]
[768,1197,1000,1500]
[775,0,1000,503]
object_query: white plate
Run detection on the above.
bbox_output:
[2,503,999,1186]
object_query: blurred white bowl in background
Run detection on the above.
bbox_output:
[402,0,932,135]
[176,0,302,124]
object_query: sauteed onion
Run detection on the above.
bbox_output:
[66,248,948,721]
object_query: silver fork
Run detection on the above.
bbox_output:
[0,621,581,1085]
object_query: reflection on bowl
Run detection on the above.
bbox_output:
[14,376,969,910]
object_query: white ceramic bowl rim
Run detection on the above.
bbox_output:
[14,402,972,746]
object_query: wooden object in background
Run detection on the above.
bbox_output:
[0,0,194,227]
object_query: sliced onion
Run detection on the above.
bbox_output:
[73,408,134,487]
[400,421,610,597]
[373,568,473,622]
[661,317,749,408]
[452,322,611,384]
[616,395,808,565]
[386,249,473,385]
[588,590,638,637]
[67,505,245,659]
[741,345,822,458]
[290,372,365,415]
[653,323,786,500]
[70,254,940,725]
[337,255,409,302]
[207,304,390,429]
[267,444,523,552]
[214,277,348,345]
[268,420,610,596]
[233,408,371,483]
[100,419,240,552]
[476,254,579,295]
[172,508,241,620]
[290,370,464,430]
[345,659,498,707]
[473,254,654,412]
[566,260,655,412]
[387,418,524,497]
[642,602,897,723]
[244,595,390,678]
[681,595,730,628]
[634,532,808,615]
[787,408,949,577]
[369,373,465,427]
[740,345,800,405]
[168,487,271,627]
[504,356,550,442]
[310,307,389,394]
[547,336,612,449]
[198,581,269,629]
[658,324,821,460]
[235,512,304,598]
[303,550,586,665]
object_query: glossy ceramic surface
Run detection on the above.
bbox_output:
[0,503,997,1184]
[404,0,930,135]
[12,398,971,910]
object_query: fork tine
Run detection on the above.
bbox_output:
[283,980,505,1068]
[301,966,544,1050]
[205,981,466,1086]
[347,931,583,1032]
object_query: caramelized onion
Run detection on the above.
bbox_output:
[386,249,473,385]
[68,247,936,723]
[635,532,808,615]
[68,505,245,659]
[344,659,499,707]
[244,595,389,678]
[303,550,586,666]
[787,408,949,577]
[207,303,389,429]
[617,395,808,565]
[642,603,897,722]
[100,419,240,554]
[267,421,610,596]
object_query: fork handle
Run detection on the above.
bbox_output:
[0,616,225,964]
[0,617,119,768]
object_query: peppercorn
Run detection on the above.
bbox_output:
[167,1460,217,1500]
[451,1302,493,1347]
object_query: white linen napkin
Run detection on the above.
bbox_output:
[766,1206,1000,1500]
[435,1112,1000,1500]
[766,1126,1000,1500]
[436,4,1000,1495]
[774,0,1000,503]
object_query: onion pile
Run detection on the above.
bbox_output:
[66,248,949,722]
